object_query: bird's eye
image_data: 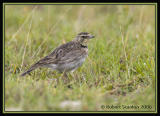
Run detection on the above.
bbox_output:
[82,36,86,38]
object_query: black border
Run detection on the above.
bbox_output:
[2,3,158,114]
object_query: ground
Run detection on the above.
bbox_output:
[4,4,156,111]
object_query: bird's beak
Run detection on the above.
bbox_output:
[89,35,95,39]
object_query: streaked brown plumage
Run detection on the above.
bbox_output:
[21,32,94,77]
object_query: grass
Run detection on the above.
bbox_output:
[4,5,156,112]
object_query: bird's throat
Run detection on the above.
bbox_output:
[81,39,89,47]
[80,44,88,48]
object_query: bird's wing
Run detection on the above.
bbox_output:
[56,49,87,64]
[36,42,87,65]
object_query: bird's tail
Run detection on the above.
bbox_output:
[20,64,39,77]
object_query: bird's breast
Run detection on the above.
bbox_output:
[82,47,88,54]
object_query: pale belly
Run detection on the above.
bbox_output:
[56,57,86,72]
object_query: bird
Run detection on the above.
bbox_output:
[20,32,95,77]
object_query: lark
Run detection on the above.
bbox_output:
[20,32,95,77]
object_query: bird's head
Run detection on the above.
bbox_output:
[74,32,95,45]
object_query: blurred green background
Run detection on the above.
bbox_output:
[5,4,156,111]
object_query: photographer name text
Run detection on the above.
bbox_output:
[101,104,152,110]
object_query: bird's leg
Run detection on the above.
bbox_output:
[70,69,75,77]
[63,72,68,78]
[63,72,73,88]
[62,72,69,84]
[70,69,79,82]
